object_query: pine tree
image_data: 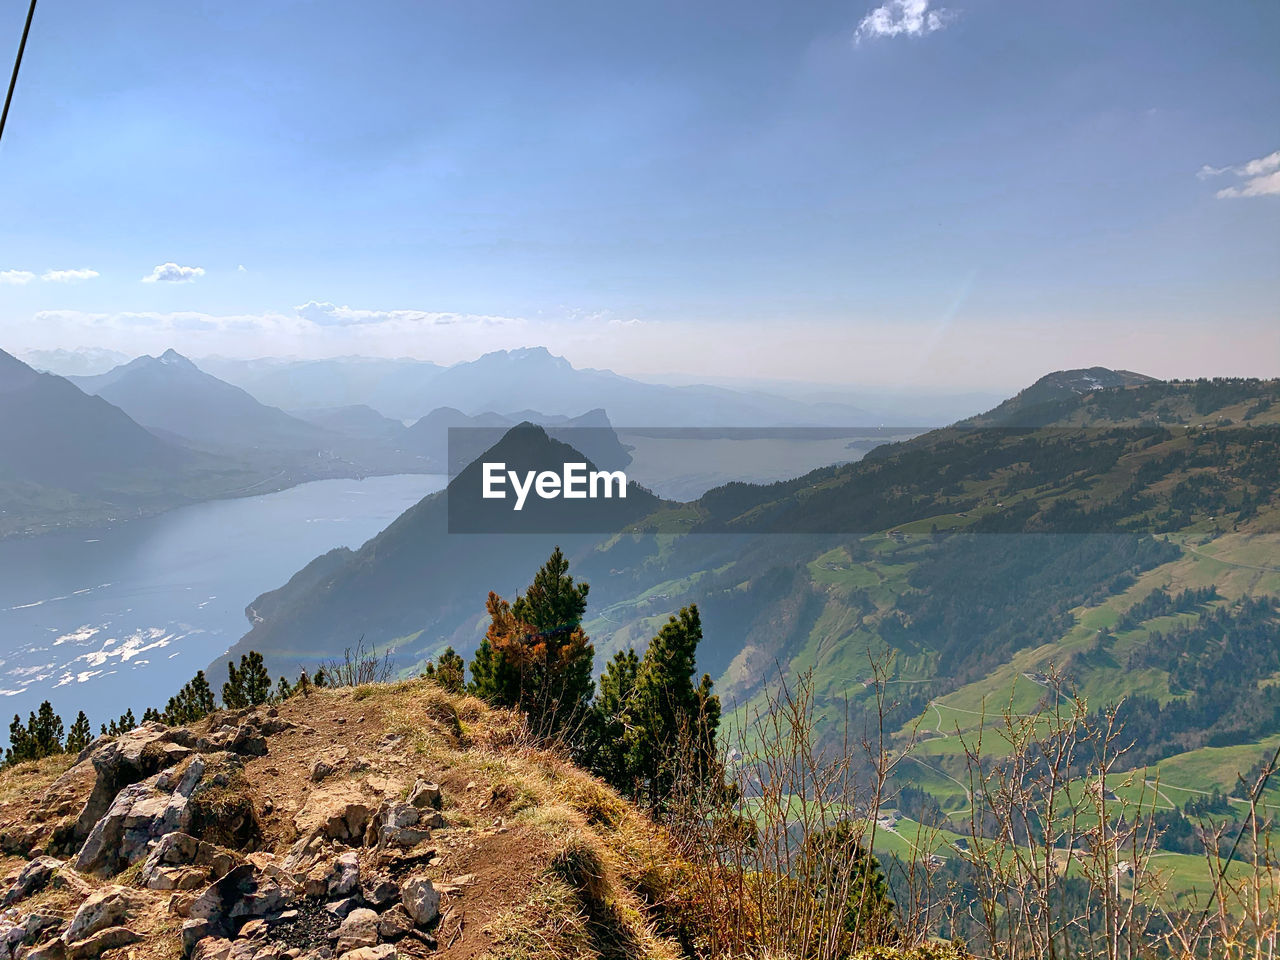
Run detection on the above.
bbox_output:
[274,676,293,701]
[117,708,137,733]
[223,652,272,707]
[3,702,67,767]
[469,547,595,737]
[165,671,216,725]
[586,605,723,808]
[583,649,639,790]
[66,711,92,753]
[5,713,31,766]
[32,701,64,757]
[422,646,466,693]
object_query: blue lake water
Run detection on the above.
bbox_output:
[0,474,445,734]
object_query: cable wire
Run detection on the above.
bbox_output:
[0,0,38,149]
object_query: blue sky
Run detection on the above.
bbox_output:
[0,0,1276,388]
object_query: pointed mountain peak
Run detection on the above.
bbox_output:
[158,348,196,367]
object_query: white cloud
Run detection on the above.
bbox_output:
[237,264,247,272]
[41,268,99,283]
[1198,148,1280,199]
[0,270,36,285]
[293,300,517,328]
[855,0,953,41]
[142,262,206,283]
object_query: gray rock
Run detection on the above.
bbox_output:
[3,856,62,905]
[65,927,140,960]
[63,886,147,944]
[191,938,232,960]
[140,832,237,891]
[74,756,231,877]
[399,877,439,928]
[405,781,440,811]
[21,914,66,945]
[336,947,395,960]
[374,906,412,942]
[322,899,359,921]
[67,723,196,850]
[182,919,211,956]
[333,909,378,953]
[327,852,359,898]
[359,876,398,910]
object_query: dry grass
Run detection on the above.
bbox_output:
[0,752,76,805]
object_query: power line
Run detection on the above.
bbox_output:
[0,0,38,149]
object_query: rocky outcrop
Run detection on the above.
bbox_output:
[73,753,248,877]
[0,701,457,960]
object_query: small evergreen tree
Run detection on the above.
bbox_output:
[4,702,67,767]
[586,605,723,808]
[117,708,137,733]
[223,651,272,707]
[165,670,216,725]
[6,713,32,766]
[275,675,294,701]
[422,646,466,693]
[31,701,64,757]
[65,711,92,753]
[142,707,162,723]
[583,649,640,791]
[469,547,595,737]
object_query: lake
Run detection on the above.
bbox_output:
[0,474,445,735]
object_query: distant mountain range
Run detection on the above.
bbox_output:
[70,350,339,455]
[202,347,885,426]
[0,349,268,536]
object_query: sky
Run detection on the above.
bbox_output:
[0,0,1276,390]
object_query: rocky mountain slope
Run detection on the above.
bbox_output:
[0,681,680,960]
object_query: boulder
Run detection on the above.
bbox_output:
[367,804,430,849]
[374,907,412,942]
[399,877,439,928]
[327,852,359,899]
[3,855,62,905]
[24,941,67,960]
[405,781,440,811]
[67,723,196,849]
[189,864,256,930]
[191,937,232,960]
[74,756,222,877]
[140,831,238,891]
[63,886,147,944]
[323,899,359,920]
[182,919,211,955]
[333,910,378,954]
[337,947,395,960]
[21,913,66,945]
[294,800,370,845]
[65,927,141,960]
[359,875,398,910]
